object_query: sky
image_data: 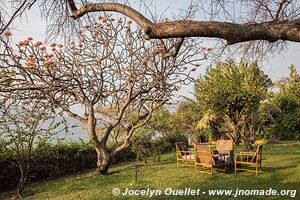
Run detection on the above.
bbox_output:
[4,0,300,140]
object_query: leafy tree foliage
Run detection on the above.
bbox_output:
[259,65,300,140]
[139,99,208,146]
[195,61,272,149]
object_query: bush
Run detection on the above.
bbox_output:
[159,131,189,151]
[0,141,97,191]
[0,132,187,191]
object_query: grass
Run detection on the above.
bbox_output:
[1,142,300,200]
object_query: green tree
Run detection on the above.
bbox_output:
[267,65,300,140]
[196,108,222,142]
[171,99,207,144]
[195,61,272,149]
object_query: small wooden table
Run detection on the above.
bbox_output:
[213,153,233,171]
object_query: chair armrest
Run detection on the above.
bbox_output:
[238,152,255,156]
[178,150,194,153]
[176,150,194,157]
[189,149,195,153]
[235,152,256,163]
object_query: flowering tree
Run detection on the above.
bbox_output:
[0,17,206,173]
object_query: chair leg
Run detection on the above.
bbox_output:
[259,162,262,172]
[256,165,258,176]
[235,162,237,174]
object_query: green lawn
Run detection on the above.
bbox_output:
[1,142,300,200]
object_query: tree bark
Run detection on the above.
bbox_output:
[224,115,254,150]
[86,105,112,174]
[95,147,111,174]
[241,136,253,151]
[67,1,300,44]
[18,163,29,197]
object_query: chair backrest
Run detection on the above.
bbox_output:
[216,140,233,154]
[175,142,190,156]
[194,145,213,165]
[251,145,263,163]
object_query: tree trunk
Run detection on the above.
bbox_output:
[224,115,241,144]
[85,105,113,174]
[95,147,112,174]
[18,163,29,197]
[241,136,253,151]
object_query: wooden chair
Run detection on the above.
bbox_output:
[235,145,263,175]
[175,142,194,166]
[212,140,234,165]
[194,144,225,176]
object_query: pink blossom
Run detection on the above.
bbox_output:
[57,55,63,60]
[45,60,54,65]
[28,57,36,62]
[4,31,12,37]
[26,60,34,66]
[34,41,43,47]
[45,54,54,58]
[118,18,123,24]
[18,41,25,46]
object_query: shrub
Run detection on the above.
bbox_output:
[0,141,97,191]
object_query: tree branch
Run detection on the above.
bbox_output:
[0,0,28,35]
[67,1,300,44]
[61,106,87,124]
[67,1,153,28]
[162,38,185,59]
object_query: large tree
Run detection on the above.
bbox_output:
[195,61,272,149]
[0,17,203,173]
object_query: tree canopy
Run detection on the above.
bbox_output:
[195,61,272,149]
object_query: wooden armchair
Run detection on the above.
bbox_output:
[194,144,225,176]
[212,140,234,165]
[175,142,194,166]
[235,145,263,175]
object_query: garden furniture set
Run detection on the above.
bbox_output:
[175,140,263,176]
